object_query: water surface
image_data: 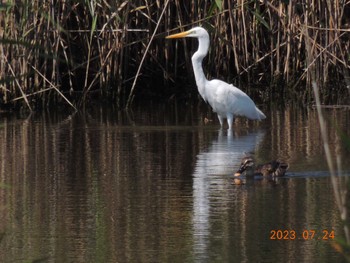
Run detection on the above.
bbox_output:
[0,103,349,262]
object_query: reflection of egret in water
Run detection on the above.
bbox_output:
[192,130,264,259]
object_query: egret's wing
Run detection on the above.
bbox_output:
[208,80,266,120]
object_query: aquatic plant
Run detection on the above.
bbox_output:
[305,24,350,261]
[0,1,349,110]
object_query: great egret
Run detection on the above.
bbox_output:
[166,27,266,130]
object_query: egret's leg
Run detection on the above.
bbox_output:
[217,115,224,128]
[227,114,234,130]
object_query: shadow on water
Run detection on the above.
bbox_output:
[0,103,349,262]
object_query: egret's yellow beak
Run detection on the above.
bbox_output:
[166,30,190,39]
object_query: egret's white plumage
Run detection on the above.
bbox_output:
[166,27,266,130]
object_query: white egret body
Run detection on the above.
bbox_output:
[166,27,266,130]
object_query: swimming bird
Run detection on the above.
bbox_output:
[234,156,289,177]
[166,27,266,130]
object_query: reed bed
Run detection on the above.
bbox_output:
[305,19,350,255]
[0,0,349,110]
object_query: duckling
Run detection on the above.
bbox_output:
[234,157,289,177]
[234,156,254,177]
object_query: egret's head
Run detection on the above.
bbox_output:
[166,27,209,39]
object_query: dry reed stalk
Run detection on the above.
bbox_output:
[240,0,249,66]
[275,3,282,75]
[305,15,350,249]
[283,1,292,81]
[82,48,114,101]
[312,78,350,244]
[125,0,170,109]
[83,14,98,92]
[11,87,54,102]
[1,1,349,109]
[30,65,77,111]
[228,1,240,74]
[3,55,32,111]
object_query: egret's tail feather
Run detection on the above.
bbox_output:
[256,108,266,120]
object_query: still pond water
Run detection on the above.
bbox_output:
[0,103,349,262]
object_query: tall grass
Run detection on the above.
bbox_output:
[0,1,349,110]
[305,15,350,259]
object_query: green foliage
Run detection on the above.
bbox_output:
[0,3,12,11]
[208,0,223,15]
[249,7,270,31]
[340,132,350,152]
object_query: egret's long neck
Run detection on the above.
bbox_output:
[191,36,210,101]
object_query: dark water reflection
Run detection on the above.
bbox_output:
[0,104,349,262]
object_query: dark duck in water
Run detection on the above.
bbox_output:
[234,156,289,177]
